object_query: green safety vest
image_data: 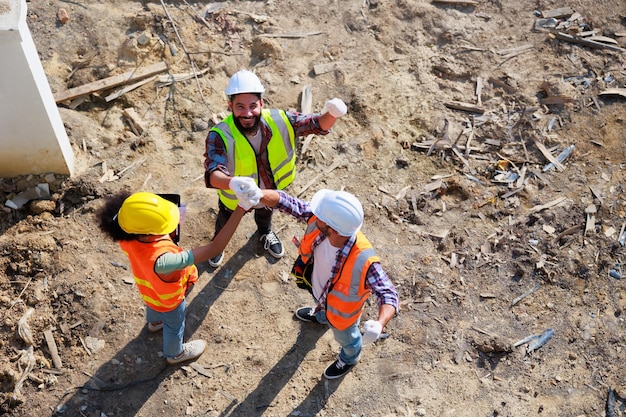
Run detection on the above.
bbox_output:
[211,109,296,210]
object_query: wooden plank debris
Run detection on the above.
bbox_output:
[551,32,626,53]
[123,108,146,136]
[432,0,479,5]
[297,159,344,196]
[54,61,168,103]
[43,329,63,369]
[599,88,626,99]
[445,101,485,114]
[155,67,211,86]
[256,31,323,39]
[300,84,313,114]
[189,362,213,378]
[534,140,564,171]
[587,35,618,45]
[475,77,483,106]
[584,213,596,236]
[528,196,567,214]
[105,76,157,102]
[589,186,604,206]
[496,43,534,59]
[313,62,339,75]
[554,223,583,242]
[541,7,574,18]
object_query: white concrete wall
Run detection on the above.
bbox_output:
[0,0,74,177]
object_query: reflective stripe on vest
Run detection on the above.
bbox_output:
[119,239,198,312]
[297,218,379,330]
[325,245,377,330]
[211,109,296,210]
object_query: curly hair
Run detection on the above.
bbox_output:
[95,190,138,241]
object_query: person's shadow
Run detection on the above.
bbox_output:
[54,236,258,416]
[218,324,334,417]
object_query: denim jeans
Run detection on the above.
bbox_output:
[145,299,186,359]
[314,309,362,365]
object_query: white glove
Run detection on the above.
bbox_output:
[362,320,383,345]
[229,177,262,210]
[322,98,347,118]
[229,176,256,194]
[238,187,263,211]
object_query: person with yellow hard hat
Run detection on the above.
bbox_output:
[96,186,256,365]
[203,69,348,267]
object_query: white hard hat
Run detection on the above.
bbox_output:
[310,189,363,237]
[225,70,265,96]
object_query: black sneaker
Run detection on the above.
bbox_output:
[260,231,284,258]
[295,307,322,324]
[323,358,355,379]
[208,252,223,268]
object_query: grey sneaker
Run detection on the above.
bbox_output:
[148,321,163,332]
[208,252,223,268]
[166,340,207,365]
[260,231,284,258]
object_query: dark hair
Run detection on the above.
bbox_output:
[95,190,138,241]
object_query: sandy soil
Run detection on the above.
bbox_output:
[1,0,626,416]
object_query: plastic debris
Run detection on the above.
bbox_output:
[5,183,51,209]
[527,328,554,354]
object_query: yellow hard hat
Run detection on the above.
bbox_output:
[117,192,179,235]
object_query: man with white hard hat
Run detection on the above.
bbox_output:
[257,188,399,379]
[203,69,348,267]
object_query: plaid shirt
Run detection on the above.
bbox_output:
[275,191,399,311]
[204,111,329,189]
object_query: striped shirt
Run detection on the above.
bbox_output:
[276,191,399,311]
[204,111,329,189]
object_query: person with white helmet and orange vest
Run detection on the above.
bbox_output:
[255,188,399,379]
[203,69,348,267]
[96,187,255,365]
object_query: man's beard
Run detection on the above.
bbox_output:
[234,115,261,136]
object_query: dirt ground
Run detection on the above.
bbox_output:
[1,0,626,416]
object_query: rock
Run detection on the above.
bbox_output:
[57,8,69,24]
[29,199,56,214]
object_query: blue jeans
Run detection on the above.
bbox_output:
[314,309,362,365]
[146,300,186,359]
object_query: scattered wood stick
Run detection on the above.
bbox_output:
[511,284,541,307]
[445,101,485,114]
[554,223,583,242]
[551,31,626,52]
[43,329,63,369]
[432,0,479,5]
[54,61,168,103]
[471,326,496,338]
[256,31,323,39]
[298,159,344,196]
[533,140,564,171]
[105,76,157,102]
[528,196,567,213]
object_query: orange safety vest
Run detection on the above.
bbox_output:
[119,239,198,313]
[297,216,380,330]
